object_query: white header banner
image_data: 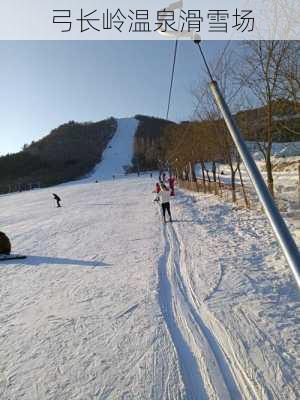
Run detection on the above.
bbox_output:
[0,0,299,40]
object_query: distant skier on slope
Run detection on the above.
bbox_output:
[158,184,172,223]
[52,193,62,208]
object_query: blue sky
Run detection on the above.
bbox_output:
[0,40,229,155]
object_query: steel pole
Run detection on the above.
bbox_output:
[209,80,300,288]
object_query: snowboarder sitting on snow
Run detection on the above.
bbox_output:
[52,193,62,208]
[158,184,172,223]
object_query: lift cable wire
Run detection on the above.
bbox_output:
[165,41,215,163]
[195,41,214,81]
[193,41,232,117]
[165,40,243,164]
[166,39,179,120]
[166,26,230,122]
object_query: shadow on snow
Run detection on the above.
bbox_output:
[0,255,111,268]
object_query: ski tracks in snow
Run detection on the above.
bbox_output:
[158,190,299,400]
[159,218,244,400]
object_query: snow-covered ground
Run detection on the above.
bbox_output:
[196,141,300,216]
[0,122,299,399]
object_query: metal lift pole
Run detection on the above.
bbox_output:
[209,78,300,288]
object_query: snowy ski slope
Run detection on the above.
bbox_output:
[0,118,299,399]
[86,117,139,181]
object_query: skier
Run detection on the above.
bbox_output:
[159,171,167,184]
[52,193,62,208]
[159,184,172,223]
[168,176,176,196]
[153,182,161,202]
[155,182,161,194]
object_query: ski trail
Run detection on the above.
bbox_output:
[170,224,249,399]
[158,225,208,400]
[171,221,263,400]
[158,215,244,400]
[88,117,139,181]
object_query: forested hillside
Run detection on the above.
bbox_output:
[0,118,117,193]
[236,100,300,142]
[131,115,176,171]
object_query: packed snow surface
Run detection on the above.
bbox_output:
[0,121,299,399]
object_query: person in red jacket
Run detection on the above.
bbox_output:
[168,176,176,196]
[153,182,161,202]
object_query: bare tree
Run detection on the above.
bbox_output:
[274,41,300,137]
[239,40,290,197]
[193,48,244,203]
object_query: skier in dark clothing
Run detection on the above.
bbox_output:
[158,184,172,223]
[52,193,62,208]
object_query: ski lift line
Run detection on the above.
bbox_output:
[192,41,233,118]
[165,51,216,163]
[166,43,254,164]
[166,39,179,120]
[164,83,212,163]
[165,1,189,121]
[195,42,214,81]
[164,48,207,161]
[162,23,251,162]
